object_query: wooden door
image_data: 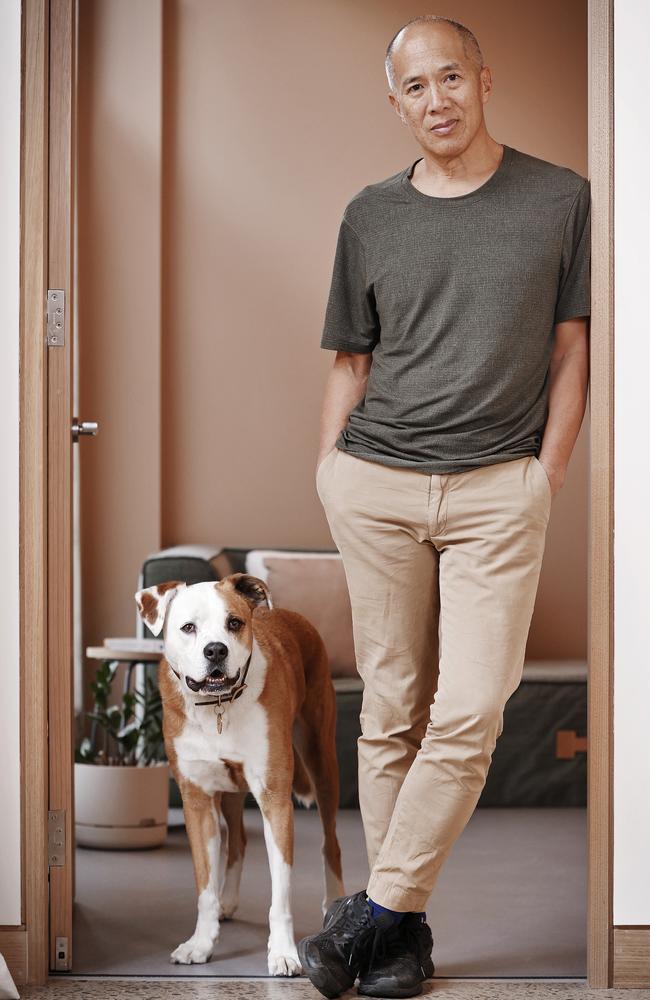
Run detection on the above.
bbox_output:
[47,0,76,972]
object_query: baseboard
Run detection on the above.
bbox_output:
[0,927,27,986]
[614,927,650,986]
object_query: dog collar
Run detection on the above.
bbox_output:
[166,650,253,733]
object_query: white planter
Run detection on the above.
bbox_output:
[74,761,170,849]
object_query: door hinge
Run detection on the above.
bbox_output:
[46,289,65,346]
[48,809,65,866]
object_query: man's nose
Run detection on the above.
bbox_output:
[203,641,228,664]
[425,84,448,111]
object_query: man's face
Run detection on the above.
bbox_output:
[388,24,492,159]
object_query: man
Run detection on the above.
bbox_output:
[298,14,590,1000]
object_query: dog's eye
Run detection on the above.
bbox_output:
[180,622,195,634]
[228,618,244,631]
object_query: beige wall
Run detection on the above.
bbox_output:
[77,0,163,655]
[78,0,588,663]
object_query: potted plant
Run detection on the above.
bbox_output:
[74,660,170,849]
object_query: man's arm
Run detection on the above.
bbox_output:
[316,350,373,473]
[539,316,590,495]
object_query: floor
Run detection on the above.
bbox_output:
[71,806,587,978]
[18,979,650,999]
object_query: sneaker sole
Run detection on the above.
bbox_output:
[297,935,356,999]
[357,949,435,997]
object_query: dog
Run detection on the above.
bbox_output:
[134,572,345,975]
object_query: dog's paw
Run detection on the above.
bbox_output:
[170,935,217,964]
[218,896,239,920]
[267,948,302,977]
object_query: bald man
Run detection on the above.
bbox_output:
[298,14,590,1000]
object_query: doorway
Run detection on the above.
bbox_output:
[19,0,615,988]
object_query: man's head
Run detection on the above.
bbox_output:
[385,16,493,159]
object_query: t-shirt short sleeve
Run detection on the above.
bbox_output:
[320,217,381,353]
[554,179,591,324]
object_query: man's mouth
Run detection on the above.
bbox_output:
[186,668,241,695]
[430,119,458,134]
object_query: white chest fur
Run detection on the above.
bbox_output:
[173,698,269,796]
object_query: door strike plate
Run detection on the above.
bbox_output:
[55,936,69,971]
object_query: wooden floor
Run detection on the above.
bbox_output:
[17,978,641,999]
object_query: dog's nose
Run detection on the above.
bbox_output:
[203,641,228,664]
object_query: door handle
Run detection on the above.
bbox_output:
[72,419,99,442]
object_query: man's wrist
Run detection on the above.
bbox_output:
[539,450,567,478]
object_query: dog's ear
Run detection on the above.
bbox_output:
[134,580,187,636]
[219,573,273,610]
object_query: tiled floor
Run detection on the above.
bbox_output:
[18,977,650,999]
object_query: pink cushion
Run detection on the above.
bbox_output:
[244,551,358,678]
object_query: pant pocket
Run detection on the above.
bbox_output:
[530,455,552,510]
[316,446,338,497]
[532,455,552,497]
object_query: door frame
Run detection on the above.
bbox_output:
[11,0,616,987]
[586,0,614,987]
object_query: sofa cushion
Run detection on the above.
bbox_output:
[245,550,358,678]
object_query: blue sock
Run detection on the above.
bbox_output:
[366,894,406,925]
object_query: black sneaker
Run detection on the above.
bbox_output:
[357,912,436,999]
[298,891,402,999]
[322,889,365,930]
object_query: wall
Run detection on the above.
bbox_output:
[613,0,650,923]
[77,0,163,669]
[77,0,590,667]
[0,0,22,924]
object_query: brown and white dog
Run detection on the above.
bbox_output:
[134,572,345,975]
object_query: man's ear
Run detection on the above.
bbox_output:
[219,573,273,610]
[134,580,186,636]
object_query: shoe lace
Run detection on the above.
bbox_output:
[347,915,402,975]
[399,919,429,974]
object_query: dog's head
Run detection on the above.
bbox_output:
[134,573,273,696]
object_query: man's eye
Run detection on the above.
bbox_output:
[407,83,422,93]
[445,74,459,82]
[228,618,243,631]
[181,623,195,634]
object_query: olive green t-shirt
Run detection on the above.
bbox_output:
[320,143,591,473]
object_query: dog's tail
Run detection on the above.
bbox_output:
[292,748,316,808]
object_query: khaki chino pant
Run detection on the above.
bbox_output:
[316,447,552,912]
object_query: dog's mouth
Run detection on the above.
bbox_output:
[186,668,241,696]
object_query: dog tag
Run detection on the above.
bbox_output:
[215,709,224,734]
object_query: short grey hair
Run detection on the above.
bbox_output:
[385,15,484,93]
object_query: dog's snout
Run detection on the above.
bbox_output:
[203,641,228,664]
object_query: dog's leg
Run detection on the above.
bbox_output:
[170,782,222,964]
[248,772,301,977]
[218,789,247,919]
